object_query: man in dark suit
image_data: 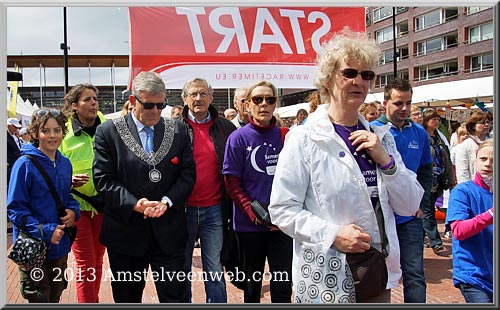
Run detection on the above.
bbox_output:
[7,118,22,188]
[93,71,196,303]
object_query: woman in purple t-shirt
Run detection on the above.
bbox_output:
[223,80,293,303]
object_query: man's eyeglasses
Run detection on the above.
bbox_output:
[411,112,423,117]
[36,109,61,117]
[251,96,277,105]
[339,68,376,81]
[134,96,167,110]
[187,91,211,99]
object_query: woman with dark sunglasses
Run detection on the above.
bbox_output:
[268,28,424,303]
[59,83,107,303]
[223,80,292,303]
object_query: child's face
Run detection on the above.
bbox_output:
[475,145,493,180]
[38,118,63,155]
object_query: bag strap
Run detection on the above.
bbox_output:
[18,215,44,239]
[366,126,389,257]
[71,188,94,205]
[24,154,65,217]
[374,200,388,257]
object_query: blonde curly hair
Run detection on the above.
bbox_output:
[314,27,381,104]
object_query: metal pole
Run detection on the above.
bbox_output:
[392,7,398,77]
[112,61,117,113]
[61,7,69,94]
[39,61,43,108]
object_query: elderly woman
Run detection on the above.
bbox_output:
[455,111,491,183]
[223,80,292,303]
[268,29,424,303]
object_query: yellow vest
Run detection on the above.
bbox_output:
[59,111,106,216]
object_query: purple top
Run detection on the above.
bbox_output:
[333,122,378,205]
[223,122,284,232]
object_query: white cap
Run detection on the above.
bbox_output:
[7,118,22,128]
[19,127,28,135]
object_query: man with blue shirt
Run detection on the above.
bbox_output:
[371,78,433,303]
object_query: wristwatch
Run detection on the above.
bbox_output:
[161,196,170,209]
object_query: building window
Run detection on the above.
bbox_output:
[466,7,489,15]
[397,21,409,37]
[379,49,394,65]
[378,45,408,65]
[415,8,458,31]
[468,22,493,44]
[418,60,458,81]
[375,20,408,43]
[376,26,393,43]
[373,7,393,22]
[416,32,458,56]
[372,7,408,23]
[470,53,493,72]
[398,46,409,59]
[376,70,409,88]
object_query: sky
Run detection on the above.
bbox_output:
[7,6,130,86]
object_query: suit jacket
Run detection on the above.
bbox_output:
[7,132,21,184]
[93,114,196,256]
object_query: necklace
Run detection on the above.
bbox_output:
[333,121,361,134]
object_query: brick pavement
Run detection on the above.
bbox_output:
[5,221,464,304]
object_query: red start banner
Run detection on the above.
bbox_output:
[129,7,365,89]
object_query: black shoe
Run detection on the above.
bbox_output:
[432,244,445,254]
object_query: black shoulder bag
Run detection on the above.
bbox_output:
[8,215,49,270]
[346,199,389,302]
[24,155,78,246]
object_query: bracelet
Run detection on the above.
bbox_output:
[379,155,395,170]
[487,208,494,218]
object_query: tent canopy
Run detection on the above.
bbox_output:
[365,76,493,108]
[276,102,310,118]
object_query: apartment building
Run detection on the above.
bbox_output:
[366,6,493,94]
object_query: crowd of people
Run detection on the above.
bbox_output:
[6,28,493,304]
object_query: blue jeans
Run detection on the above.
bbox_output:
[184,204,227,303]
[458,283,493,303]
[422,192,443,248]
[397,217,426,303]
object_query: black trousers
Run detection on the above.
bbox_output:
[236,230,293,303]
[107,240,186,303]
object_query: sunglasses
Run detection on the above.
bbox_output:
[36,109,61,117]
[134,96,167,110]
[251,96,277,105]
[339,68,376,81]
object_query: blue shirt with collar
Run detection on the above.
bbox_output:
[371,114,432,224]
[131,111,154,150]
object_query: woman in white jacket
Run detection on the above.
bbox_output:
[454,111,491,183]
[269,29,424,304]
